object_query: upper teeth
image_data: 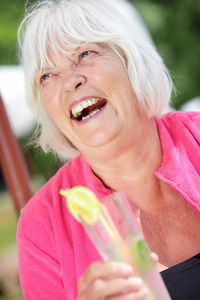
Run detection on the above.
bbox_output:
[71,97,100,117]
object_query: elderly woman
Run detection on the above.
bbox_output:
[17,0,200,299]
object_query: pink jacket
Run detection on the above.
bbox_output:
[17,111,200,299]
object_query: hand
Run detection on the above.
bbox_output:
[77,261,151,300]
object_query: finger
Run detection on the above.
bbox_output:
[133,288,150,300]
[107,288,150,300]
[79,276,143,300]
[135,209,142,231]
[107,294,141,300]
[150,252,158,264]
[100,276,143,297]
[78,261,134,293]
[150,252,168,271]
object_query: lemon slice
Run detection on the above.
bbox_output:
[60,186,101,225]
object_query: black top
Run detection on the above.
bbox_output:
[161,254,200,300]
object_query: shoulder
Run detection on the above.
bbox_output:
[155,111,200,180]
[158,110,200,126]
[156,111,200,144]
[17,155,84,246]
[165,110,199,122]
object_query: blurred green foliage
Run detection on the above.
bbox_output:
[0,193,23,300]
[19,132,62,179]
[132,0,200,109]
[0,0,25,65]
[0,203,17,252]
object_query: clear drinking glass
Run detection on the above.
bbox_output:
[82,192,171,300]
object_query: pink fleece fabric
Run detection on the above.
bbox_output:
[17,111,200,299]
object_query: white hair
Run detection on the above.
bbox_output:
[18,0,173,161]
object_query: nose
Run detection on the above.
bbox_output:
[63,71,86,93]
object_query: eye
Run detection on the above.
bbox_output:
[79,50,91,59]
[40,73,52,82]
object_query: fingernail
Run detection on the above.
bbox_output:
[121,264,133,275]
[128,276,143,286]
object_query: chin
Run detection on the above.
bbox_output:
[79,130,122,149]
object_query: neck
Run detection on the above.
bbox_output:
[83,117,163,213]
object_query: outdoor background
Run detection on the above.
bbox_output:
[0,0,199,299]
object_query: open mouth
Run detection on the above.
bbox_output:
[70,97,107,121]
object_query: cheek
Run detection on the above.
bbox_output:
[41,95,55,116]
[97,58,128,83]
[40,84,62,114]
[95,62,137,119]
[94,64,132,99]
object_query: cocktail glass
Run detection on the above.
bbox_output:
[82,192,171,300]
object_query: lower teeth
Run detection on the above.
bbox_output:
[82,109,100,121]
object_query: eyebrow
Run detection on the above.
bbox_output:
[38,63,57,73]
[41,67,55,72]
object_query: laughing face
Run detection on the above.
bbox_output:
[35,43,139,154]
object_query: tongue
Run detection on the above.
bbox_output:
[76,105,96,121]
[81,106,94,117]
[73,99,107,121]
